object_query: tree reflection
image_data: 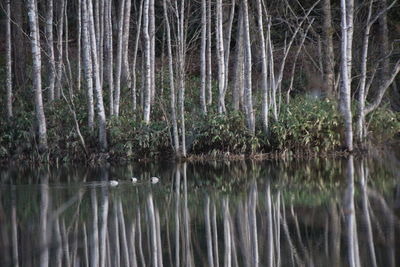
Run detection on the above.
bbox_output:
[1,158,400,266]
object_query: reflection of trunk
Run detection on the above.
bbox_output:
[360,161,377,267]
[112,201,121,267]
[54,218,62,267]
[205,196,214,267]
[249,184,258,267]
[329,201,341,267]
[344,156,360,267]
[39,175,49,267]
[174,168,181,267]
[212,200,220,267]
[183,164,192,266]
[100,176,109,267]
[147,194,158,267]
[274,192,281,266]
[137,207,146,267]
[223,197,231,267]
[156,208,163,267]
[11,186,19,267]
[118,199,130,267]
[90,189,99,267]
[61,220,71,267]
[265,183,274,267]
[83,223,89,267]
[129,222,138,267]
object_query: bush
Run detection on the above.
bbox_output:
[192,111,260,154]
[367,105,400,142]
[269,97,343,152]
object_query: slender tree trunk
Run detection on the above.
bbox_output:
[340,0,354,151]
[223,197,232,267]
[99,185,109,267]
[223,0,235,104]
[232,9,244,111]
[205,197,214,267]
[147,194,158,267]
[131,0,143,112]
[149,0,156,104]
[207,0,213,106]
[77,0,82,92]
[114,0,126,117]
[55,0,65,99]
[163,0,180,154]
[11,0,27,90]
[322,0,335,97]
[82,0,95,130]
[99,0,105,86]
[242,0,255,134]
[6,0,13,119]
[28,0,48,152]
[143,0,152,124]
[39,174,49,267]
[105,0,114,116]
[200,0,207,114]
[87,0,108,150]
[256,0,269,133]
[45,0,55,102]
[91,189,99,267]
[216,0,226,114]
[122,0,132,89]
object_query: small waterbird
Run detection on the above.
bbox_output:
[130,177,138,183]
[109,180,119,187]
[150,177,159,184]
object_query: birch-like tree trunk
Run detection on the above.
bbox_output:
[143,0,152,124]
[45,0,55,102]
[223,0,235,103]
[149,0,156,104]
[77,0,82,92]
[207,0,213,106]
[87,0,108,150]
[122,0,132,89]
[232,8,244,111]
[131,0,143,112]
[163,0,180,154]
[6,0,13,119]
[105,0,114,116]
[200,0,207,114]
[82,0,95,130]
[256,0,269,133]
[28,0,48,152]
[113,0,126,117]
[216,0,226,114]
[322,0,335,97]
[55,0,65,100]
[340,0,354,151]
[242,0,255,134]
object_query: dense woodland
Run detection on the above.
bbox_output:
[0,0,400,161]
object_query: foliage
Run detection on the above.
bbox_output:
[367,105,400,142]
[269,96,343,152]
[191,111,260,155]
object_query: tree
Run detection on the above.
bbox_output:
[27,0,48,152]
[45,0,56,101]
[340,0,354,151]
[216,0,226,114]
[6,0,13,119]
[200,0,207,114]
[143,0,152,124]
[322,0,335,97]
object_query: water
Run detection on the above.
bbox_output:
[0,151,399,267]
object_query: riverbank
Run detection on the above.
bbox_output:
[1,96,399,165]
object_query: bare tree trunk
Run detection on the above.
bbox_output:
[256,0,269,133]
[55,0,65,100]
[340,0,354,151]
[149,0,156,104]
[207,0,213,107]
[205,196,214,267]
[232,9,244,111]
[143,0,152,124]
[200,0,207,114]
[114,0,126,117]
[223,0,235,105]
[131,0,143,112]
[6,0,13,119]
[163,0,180,154]
[322,0,335,97]
[242,0,255,134]
[28,0,48,152]
[87,0,108,150]
[216,0,226,114]
[122,0,132,89]
[77,0,82,93]
[82,0,95,130]
[105,0,114,116]
[45,0,55,102]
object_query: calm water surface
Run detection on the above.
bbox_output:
[1,151,399,267]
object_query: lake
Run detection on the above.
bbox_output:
[0,150,399,267]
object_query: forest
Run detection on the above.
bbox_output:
[1,0,400,162]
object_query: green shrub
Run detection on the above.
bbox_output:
[367,105,400,141]
[192,111,260,154]
[269,97,343,152]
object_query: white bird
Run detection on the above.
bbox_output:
[150,177,159,184]
[109,180,119,187]
[130,177,138,183]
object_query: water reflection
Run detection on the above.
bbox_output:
[0,155,399,267]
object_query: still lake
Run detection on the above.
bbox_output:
[0,151,399,266]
